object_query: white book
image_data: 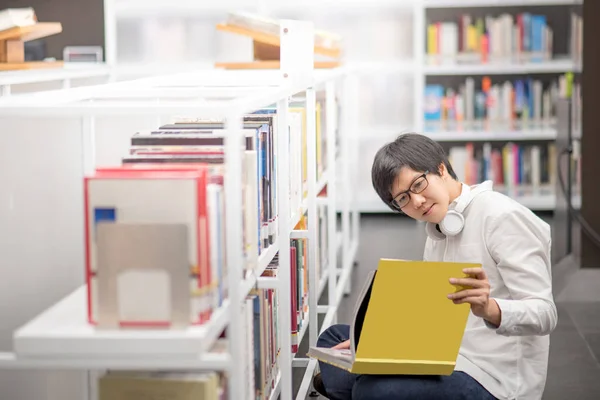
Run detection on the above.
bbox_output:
[503,14,513,60]
[0,8,36,32]
[449,147,468,182]
[502,81,513,122]
[465,78,475,123]
[440,23,458,62]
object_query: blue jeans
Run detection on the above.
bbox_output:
[317,324,498,400]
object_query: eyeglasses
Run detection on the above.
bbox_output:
[391,171,429,210]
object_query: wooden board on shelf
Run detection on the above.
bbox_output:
[215,60,341,70]
[216,23,341,59]
[0,22,63,70]
[215,22,342,70]
[0,60,63,71]
[0,22,62,43]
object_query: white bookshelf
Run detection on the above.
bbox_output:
[0,63,112,96]
[0,21,360,400]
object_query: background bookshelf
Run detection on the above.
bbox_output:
[100,1,584,214]
[418,0,583,215]
[0,21,360,400]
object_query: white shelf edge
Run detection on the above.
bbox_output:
[423,0,582,8]
[270,371,282,400]
[11,286,231,365]
[362,125,558,142]
[316,171,329,195]
[114,0,418,17]
[242,241,280,294]
[423,129,557,141]
[0,350,231,371]
[0,64,111,86]
[424,59,582,75]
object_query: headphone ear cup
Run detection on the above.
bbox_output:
[438,210,465,237]
[425,222,446,241]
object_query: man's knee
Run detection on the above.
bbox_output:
[317,323,350,347]
[352,376,384,400]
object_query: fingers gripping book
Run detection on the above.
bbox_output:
[307,259,477,375]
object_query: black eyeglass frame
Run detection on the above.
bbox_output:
[389,171,430,212]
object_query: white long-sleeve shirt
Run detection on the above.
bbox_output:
[423,181,558,400]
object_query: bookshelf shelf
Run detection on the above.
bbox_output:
[366,125,558,142]
[423,128,558,141]
[0,18,361,400]
[424,58,582,75]
[0,350,231,371]
[9,286,231,366]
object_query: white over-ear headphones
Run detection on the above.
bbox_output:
[425,180,493,241]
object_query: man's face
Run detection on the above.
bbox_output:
[390,166,451,224]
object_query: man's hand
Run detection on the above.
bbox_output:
[447,267,502,327]
[333,340,350,350]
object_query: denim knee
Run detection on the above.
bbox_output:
[352,375,382,400]
[317,323,350,348]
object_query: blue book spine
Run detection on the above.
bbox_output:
[424,85,444,121]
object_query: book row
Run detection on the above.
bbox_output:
[424,73,579,126]
[93,216,326,399]
[426,11,582,64]
[447,141,580,192]
[83,101,328,328]
[98,369,227,399]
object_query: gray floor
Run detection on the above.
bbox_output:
[295,214,600,399]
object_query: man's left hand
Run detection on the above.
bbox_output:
[448,267,501,327]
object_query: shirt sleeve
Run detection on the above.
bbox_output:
[484,208,558,337]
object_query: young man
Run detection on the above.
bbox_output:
[313,133,557,400]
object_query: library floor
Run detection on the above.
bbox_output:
[295,214,600,400]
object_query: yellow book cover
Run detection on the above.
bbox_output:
[308,259,476,375]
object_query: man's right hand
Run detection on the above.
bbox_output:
[333,339,351,350]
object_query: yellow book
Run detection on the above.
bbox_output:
[467,25,478,52]
[308,259,476,375]
[427,24,438,55]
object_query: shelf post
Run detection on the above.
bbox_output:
[347,73,361,253]
[278,18,315,400]
[224,111,246,400]
[324,79,338,329]
[306,86,319,350]
[276,96,293,400]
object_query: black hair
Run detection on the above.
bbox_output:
[371,133,458,211]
